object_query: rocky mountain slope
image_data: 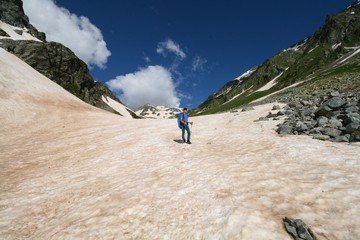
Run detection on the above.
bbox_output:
[0,0,135,117]
[0,0,45,41]
[193,1,360,115]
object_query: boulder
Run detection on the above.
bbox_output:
[283,217,315,240]
[326,97,346,109]
[350,130,360,142]
[276,124,293,135]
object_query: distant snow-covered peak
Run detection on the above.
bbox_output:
[135,104,181,119]
[0,21,42,42]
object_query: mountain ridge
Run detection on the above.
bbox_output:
[193,1,360,115]
[0,0,135,117]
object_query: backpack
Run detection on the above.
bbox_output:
[177,112,184,128]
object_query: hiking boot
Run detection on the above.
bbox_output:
[187,140,192,144]
[182,139,186,143]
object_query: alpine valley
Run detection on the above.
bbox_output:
[1,1,360,239]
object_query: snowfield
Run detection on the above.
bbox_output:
[1,48,360,239]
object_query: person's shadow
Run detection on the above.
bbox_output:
[173,139,184,144]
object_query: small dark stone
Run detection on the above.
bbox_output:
[277,124,293,135]
[321,127,342,138]
[283,217,315,240]
[326,97,346,109]
[272,105,281,110]
[266,112,278,118]
[254,117,269,122]
[350,130,360,142]
[314,107,334,118]
[277,110,286,116]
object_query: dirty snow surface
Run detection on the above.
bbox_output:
[1,48,360,239]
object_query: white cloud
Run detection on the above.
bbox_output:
[156,39,186,59]
[23,0,111,69]
[192,55,208,71]
[106,65,180,109]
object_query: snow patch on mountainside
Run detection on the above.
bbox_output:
[256,69,288,92]
[283,39,308,52]
[235,68,256,81]
[252,80,306,103]
[215,86,233,98]
[221,86,253,105]
[0,21,41,42]
[332,42,342,50]
[338,46,360,65]
[101,95,134,118]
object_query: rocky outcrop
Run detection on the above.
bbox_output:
[274,91,360,142]
[0,39,121,110]
[0,0,46,41]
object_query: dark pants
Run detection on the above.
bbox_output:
[180,124,191,142]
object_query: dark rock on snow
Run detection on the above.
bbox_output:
[283,217,316,240]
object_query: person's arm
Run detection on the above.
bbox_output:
[180,114,186,125]
[185,116,193,125]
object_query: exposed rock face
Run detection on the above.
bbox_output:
[0,0,46,41]
[0,39,120,109]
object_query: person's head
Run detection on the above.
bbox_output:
[183,108,188,113]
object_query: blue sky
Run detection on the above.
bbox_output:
[23,0,354,110]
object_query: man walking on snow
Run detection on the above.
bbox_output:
[179,108,193,144]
